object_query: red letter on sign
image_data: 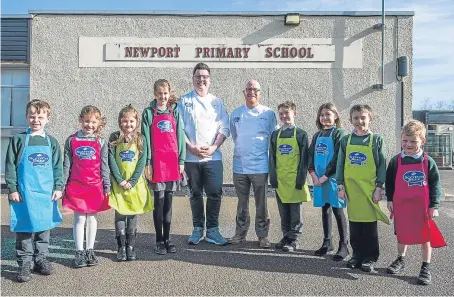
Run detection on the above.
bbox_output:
[140,47,150,57]
[273,47,280,58]
[243,47,250,58]
[265,47,272,58]
[151,47,158,57]
[174,47,180,58]
[133,47,139,57]
[125,47,132,58]
[196,47,202,58]
[307,47,314,58]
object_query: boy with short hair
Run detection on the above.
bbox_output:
[385,119,445,285]
[5,99,63,282]
[336,104,389,272]
[269,101,311,252]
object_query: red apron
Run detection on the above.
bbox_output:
[150,106,180,183]
[393,153,446,248]
[63,133,110,214]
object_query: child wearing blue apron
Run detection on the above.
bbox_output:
[308,103,348,260]
[269,101,311,252]
[5,100,63,283]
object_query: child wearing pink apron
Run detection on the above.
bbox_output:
[63,106,111,268]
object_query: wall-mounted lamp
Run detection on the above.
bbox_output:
[285,13,300,26]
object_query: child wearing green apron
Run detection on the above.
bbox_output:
[109,105,153,261]
[336,104,389,272]
[269,101,311,252]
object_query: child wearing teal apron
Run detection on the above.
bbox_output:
[336,104,389,273]
[269,101,310,252]
[5,100,63,283]
[308,103,348,260]
[109,105,153,261]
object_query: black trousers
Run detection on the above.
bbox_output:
[321,203,348,243]
[276,193,302,240]
[153,191,173,242]
[349,221,379,262]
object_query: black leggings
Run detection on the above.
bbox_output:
[115,211,137,233]
[321,203,348,243]
[153,191,173,242]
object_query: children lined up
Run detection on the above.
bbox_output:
[6,95,445,285]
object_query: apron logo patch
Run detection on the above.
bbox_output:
[403,171,426,186]
[233,117,240,123]
[75,146,96,160]
[157,120,173,132]
[278,144,293,155]
[119,150,136,162]
[28,153,50,167]
[184,102,193,108]
[315,143,329,155]
[348,152,367,166]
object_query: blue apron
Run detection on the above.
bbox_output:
[313,128,345,208]
[10,132,63,232]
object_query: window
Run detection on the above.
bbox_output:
[1,68,30,178]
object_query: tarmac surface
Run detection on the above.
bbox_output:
[1,170,453,296]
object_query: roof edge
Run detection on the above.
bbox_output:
[24,10,415,17]
[1,14,32,19]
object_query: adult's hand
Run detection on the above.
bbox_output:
[199,145,218,158]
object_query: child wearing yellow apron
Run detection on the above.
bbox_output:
[269,101,311,252]
[337,104,389,272]
[108,105,153,261]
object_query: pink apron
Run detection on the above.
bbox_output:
[63,133,110,213]
[150,106,180,183]
[393,153,446,248]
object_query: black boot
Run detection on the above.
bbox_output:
[332,241,349,261]
[314,238,333,256]
[116,229,127,262]
[126,229,137,261]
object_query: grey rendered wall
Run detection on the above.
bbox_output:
[30,14,413,184]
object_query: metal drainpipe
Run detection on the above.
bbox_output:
[381,0,385,87]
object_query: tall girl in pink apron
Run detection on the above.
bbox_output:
[108,105,153,261]
[309,103,349,261]
[142,79,186,255]
[385,120,446,286]
[63,106,111,268]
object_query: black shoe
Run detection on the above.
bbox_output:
[314,238,333,256]
[126,230,137,261]
[17,261,32,282]
[165,240,177,253]
[74,250,87,268]
[417,265,432,285]
[126,246,137,261]
[346,257,361,269]
[33,258,53,275]
[332,242,349,261]
[387,257,406,274]
[282,240,299,252]
[86,249,99,266]
[275,237,290,249]
[117,246,127,261]
[155,242,167,255]
[360,260,376,272]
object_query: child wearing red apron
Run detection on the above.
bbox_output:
[308,103,349,260]
[385,119,446,285]
[108,105,153,261]
[142,79,186,255]
[63,106,111,268]
[337,104,390,273]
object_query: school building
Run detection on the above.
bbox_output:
[1,10,414,184]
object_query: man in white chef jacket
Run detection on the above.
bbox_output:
[178,63,230,246]
[228,80,277,248]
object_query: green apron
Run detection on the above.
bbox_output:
[109,142,154,215]
[344,134,389,224]
[275,128,311,203]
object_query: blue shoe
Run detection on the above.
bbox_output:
[205,227,228,246]
[188,227,204,245]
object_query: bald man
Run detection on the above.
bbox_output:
[228,80,277,248]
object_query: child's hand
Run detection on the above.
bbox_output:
[387,201,393,212]
[318,175,328,185]
[337,185,347,200]
[52,190,63,201]
[373,187,382,204]
[123,182,132,190]
[428,208,439,219]
[9,192,21,202]
[179,165,185,174]
[144,165,153,182]
[119,180,127,188]
[310,172,320,186]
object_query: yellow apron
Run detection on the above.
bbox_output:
[275,128,311,203]
[109,142,153,215]
[344,134,389,224]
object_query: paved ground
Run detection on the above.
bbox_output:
[1,170,453,296]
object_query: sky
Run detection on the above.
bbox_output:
[2,0,453,109]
